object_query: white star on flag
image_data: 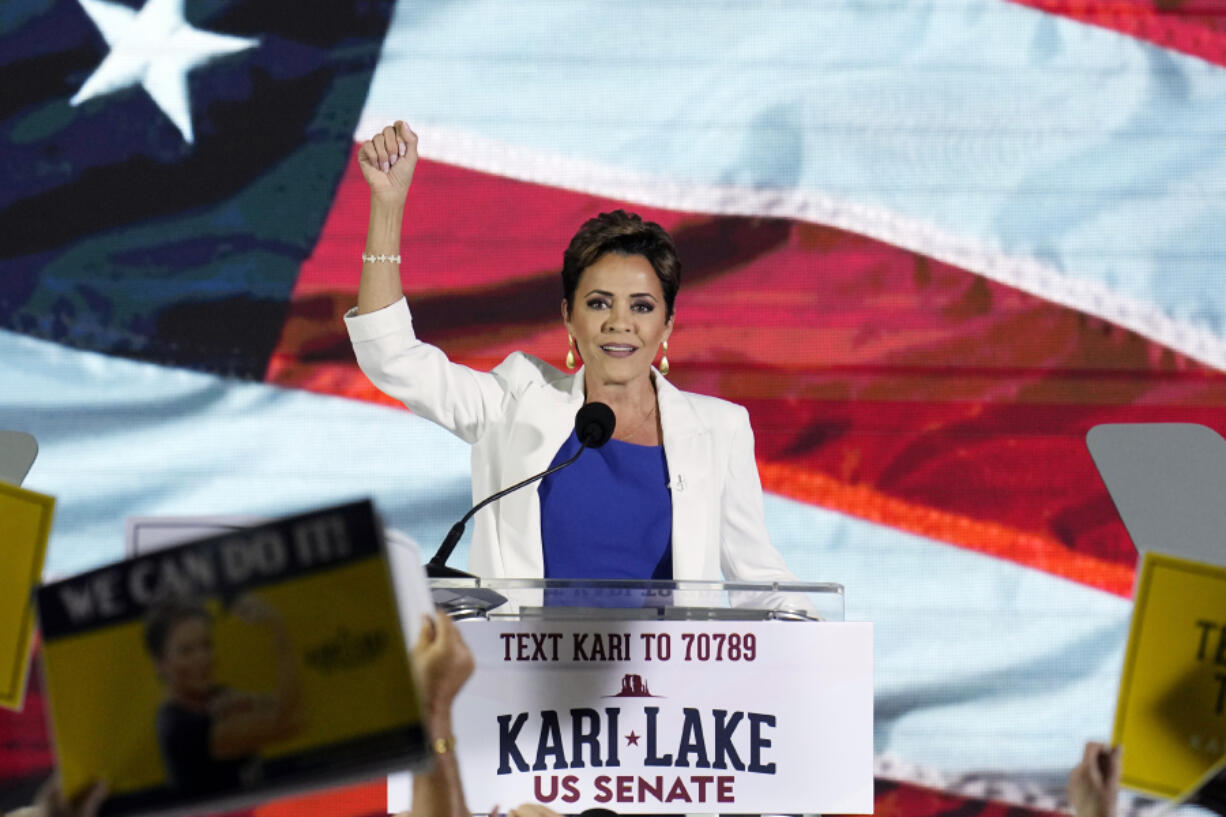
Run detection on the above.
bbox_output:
[70,0,258,144]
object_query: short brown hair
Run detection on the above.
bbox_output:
[561,210,681,319]
[144,597,211,659]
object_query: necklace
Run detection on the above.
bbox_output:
[613,400,659,444]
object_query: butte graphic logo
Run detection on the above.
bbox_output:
[608,673,656,698]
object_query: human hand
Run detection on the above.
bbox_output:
[1068,741,1121,817]
[412,610,474,719]
[358,120,419,206]
[28,775,107,817]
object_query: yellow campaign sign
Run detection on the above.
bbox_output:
[1114,552,1226,798]
[1169,754,1226,814]
[43,560,422,799]
[36,500,428,815]
[0,482,54,711]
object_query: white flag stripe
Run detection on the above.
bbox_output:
[361,0,1226,371]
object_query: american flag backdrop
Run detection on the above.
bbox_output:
[3,0,1226,815]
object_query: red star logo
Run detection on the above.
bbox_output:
[625,731,641,746]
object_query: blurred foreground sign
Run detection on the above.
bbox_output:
[1114,552,1226,798]
[36,500,428,817]
[0,482,54,710]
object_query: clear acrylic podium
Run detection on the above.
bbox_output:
[427,577,845,622]
[388,578,870,816]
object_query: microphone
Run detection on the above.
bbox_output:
[574,401,616,447]
[426,402,616,579]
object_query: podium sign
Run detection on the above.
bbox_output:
[446,618,872,814]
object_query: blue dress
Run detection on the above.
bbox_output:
[538,430,673,580]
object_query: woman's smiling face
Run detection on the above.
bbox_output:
[563,252,673,386]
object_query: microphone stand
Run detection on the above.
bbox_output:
[426,442,595,579]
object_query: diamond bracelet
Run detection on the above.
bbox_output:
[361,252,401,264]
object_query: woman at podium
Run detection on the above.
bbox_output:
[344,121,800,585]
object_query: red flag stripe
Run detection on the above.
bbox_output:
[1010,0,1226,68]
[759,460,1135,597]
[269,151,1226,595]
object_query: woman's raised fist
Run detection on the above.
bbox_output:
[358,120,418,205]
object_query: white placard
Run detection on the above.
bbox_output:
[392,619,873,814]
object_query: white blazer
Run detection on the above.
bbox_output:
[345,297,799,583]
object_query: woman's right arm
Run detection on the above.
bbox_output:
[347,122,507,442]
[357,121,417,315]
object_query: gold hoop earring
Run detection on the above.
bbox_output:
[565,335,576,370]
[659,340,670,376]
